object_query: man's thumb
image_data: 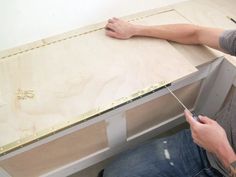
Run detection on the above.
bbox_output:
[198,116,212,124]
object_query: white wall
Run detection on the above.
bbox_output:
[0,0,186,51]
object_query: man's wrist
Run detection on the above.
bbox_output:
[216,142,236,168]
[132,25,156,37]
[216,144,236,177]
[132,25,144,36]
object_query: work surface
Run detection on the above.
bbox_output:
[0,0,236,155]
[0,9,197,152]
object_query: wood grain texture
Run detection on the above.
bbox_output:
[170,43,222,66]
[173,0,236,29]
[0,10,197,148]
[0,121,108,177]
[211,0,236,18]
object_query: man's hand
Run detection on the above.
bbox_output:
[105,18,136,39]
[184,109,227,153]
[184,109,236,168]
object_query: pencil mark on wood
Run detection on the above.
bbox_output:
[16,89,35,100]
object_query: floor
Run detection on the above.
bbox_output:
[69,123,189,177]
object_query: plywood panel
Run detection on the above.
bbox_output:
[170,43,222,66]
[211,0,236,18]
[126,81,202,137]
[173,0,236,29]
[0,9,197,152]
[0,121,108,177]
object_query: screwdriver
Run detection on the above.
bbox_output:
[165,85,200,122]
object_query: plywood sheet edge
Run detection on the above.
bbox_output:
[0,7,173,60]
[0,7,197,156]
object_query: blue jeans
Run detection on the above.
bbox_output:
[103,129,222,177]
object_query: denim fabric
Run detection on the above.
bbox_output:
[103,129,222,177]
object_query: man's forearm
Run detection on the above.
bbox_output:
[106,19,224,51]
[132,24,224,50]
[133,24,200,44]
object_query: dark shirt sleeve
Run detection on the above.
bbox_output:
[219,30,236,56]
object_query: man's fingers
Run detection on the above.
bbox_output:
[113,17,119,21]
[107,17,119,24]
[105,30,117,38]
[198,116,213,124]
[184,109,202,128]
[184,109,196,126]
[108,19,115,23]
[106,23,116,31]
